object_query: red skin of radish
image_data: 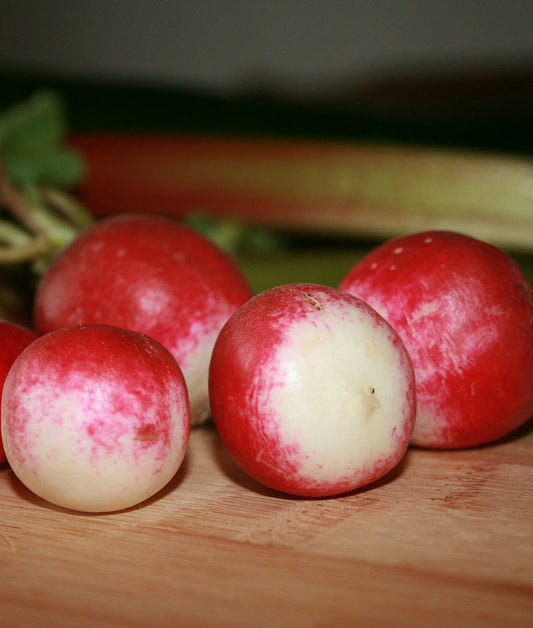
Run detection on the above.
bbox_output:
[1,324,190,512]
[34,214,253,425]
[209,283,416,497]
[339,230,533,449]
[0,321,38,464]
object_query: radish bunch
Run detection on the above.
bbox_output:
[34,214,253,427]
[2,214,252,511]
[1,216,532,510]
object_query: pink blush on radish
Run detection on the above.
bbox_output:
[340,230,533,449]
[34,214,253,426]
[1,324,190,512]
[0,321,37,464]
[209,283,416,497]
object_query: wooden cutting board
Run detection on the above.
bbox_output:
[1,419,532,627]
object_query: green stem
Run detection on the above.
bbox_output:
[0,219,33,246]
[40,187,94,230]
[0,159,94,273]
[0,161,45,235]
[0,233,46,264]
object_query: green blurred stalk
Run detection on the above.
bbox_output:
[237,247,533,296]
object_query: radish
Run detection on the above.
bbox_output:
[208,283,416,497]
[34,214,253,426]
[339,230,533,449]
[1,324,190,512]
[0,321,38,464]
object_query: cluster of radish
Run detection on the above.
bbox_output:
[1,214,532,512]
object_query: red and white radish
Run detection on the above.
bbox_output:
[1,324,190,512]
[340,230,533,449]
[0,321,38,464]
[34,214,253,425]
[209,283,416,497]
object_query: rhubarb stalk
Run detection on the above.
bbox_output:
[70,134,533,251]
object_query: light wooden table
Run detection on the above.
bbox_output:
[1,420,532,627]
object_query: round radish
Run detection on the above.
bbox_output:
[209,283,416,497]
[339,230,533,449]
[34,214,253,426]
[0,321,38,465]
[1,324,190,512]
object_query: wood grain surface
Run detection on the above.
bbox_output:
[1,419,532,627]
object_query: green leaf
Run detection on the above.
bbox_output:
[7,148,85,189]
[0,90,67,155]
[0,90,84,189]
[184,212,285,256]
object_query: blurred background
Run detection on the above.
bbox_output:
[0,0,532,95]
[1,0,533,151]
[0,1,532,315]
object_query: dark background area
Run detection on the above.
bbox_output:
[1,1,532,152]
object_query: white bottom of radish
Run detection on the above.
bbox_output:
[261,304,412,485]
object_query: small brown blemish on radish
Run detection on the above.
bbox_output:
[304,293,323,310]
[134,424,159,441]
[362,386,380,417]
